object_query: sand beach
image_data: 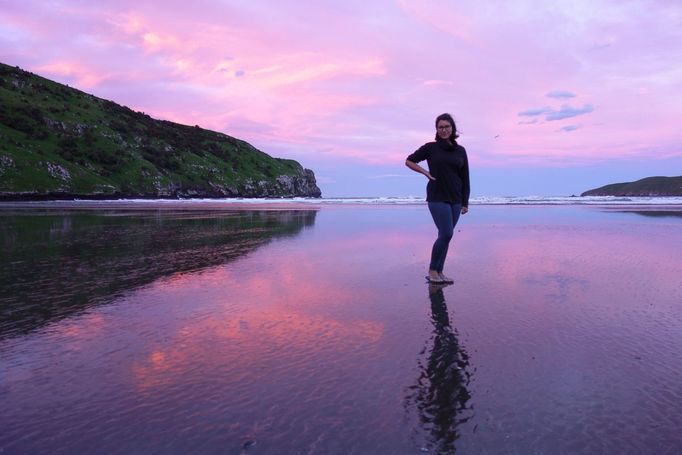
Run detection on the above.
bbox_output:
[1,202,681,454]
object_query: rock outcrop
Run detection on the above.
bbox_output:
[581,176,682,197]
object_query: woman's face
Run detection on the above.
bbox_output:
[436,120,453,141]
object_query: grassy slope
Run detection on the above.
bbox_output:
[581,176,682,196]
[0,62,314,197]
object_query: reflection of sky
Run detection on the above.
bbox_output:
[0,208,319,337]
[447,207,682,453]
[130,262,386,391]
[458,206,682,301]
[1,206,682,454]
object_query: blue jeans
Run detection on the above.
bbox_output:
[427,202,462,273]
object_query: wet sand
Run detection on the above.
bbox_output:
[1,204,681,454]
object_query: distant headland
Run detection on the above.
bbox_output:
[0,62,321,200]
[581,176,682,197]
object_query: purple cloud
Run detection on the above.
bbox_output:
[559,125,581,132]
[546,90,576,99]
[2,0,681,197]
[546,104,594,121]
[518,118,539,125]
[518,104,595,123]
[518,107,552,117]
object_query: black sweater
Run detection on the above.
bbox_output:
[407,139,470,206]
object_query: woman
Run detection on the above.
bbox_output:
[405,113,470,284]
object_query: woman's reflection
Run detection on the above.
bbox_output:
[406,283,474,454]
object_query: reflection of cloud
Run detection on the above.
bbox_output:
[523,273,589,303]
[0,209,319,339]
[474,222,681,303]
[132,305,384,391]
[130,248,385,391]
[53,313,106,348]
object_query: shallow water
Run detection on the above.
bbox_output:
[1,205,681,454]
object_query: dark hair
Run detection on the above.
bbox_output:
[434,113,459,141]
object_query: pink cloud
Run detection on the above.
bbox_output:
[2,0,682,195]
[35,61,110,88]
[396,0,477,43]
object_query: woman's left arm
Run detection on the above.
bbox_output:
[461,148,470,214]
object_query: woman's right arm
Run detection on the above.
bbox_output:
[405,160,435,180]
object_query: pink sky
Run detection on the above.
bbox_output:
[2,0,681,196]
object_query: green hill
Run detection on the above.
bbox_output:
[581,176,682,196]
[0,62,321,199]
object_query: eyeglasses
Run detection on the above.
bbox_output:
[437,125,452,130]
